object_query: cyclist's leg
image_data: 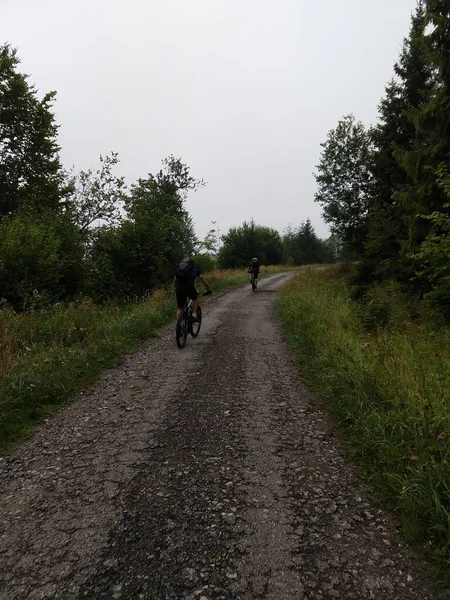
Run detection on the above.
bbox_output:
[176,287,187,319]
[189,286,199,316]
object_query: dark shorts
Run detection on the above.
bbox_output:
[250,270,259,279]
[175,284,198,309]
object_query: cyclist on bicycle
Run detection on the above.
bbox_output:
[248,257,260,283]
[174,257,211,321]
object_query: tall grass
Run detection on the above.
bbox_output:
[0,265,290,452]
[0,291,176,451]
[279,266,450,572]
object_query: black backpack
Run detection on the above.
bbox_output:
[175,257,194,282]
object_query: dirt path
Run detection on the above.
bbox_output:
[0,273,433,599]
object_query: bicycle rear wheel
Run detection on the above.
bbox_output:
[190,305,202,337]
[176,312,188,348]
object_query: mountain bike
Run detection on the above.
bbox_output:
[176,291,211,349]
[250,274,258,292]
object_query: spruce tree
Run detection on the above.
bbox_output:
[394,0,450,296]
[367,2,434,279]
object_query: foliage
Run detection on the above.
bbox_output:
[316,2,450,322]
[66,152,126,232]
[0,213,61,308]
[0,211,84,310]
[0,45,326,311]
[197,228,219,256]
[85,157,202,301]
[391,3,445,278]
[126,156,198,265]
[194,252,217,273]
[282,219,331,265]
[366,3,434,281]
[398,0,450,314]
[0,44,65,217]
[218,219,283,268]
[279,267,450,574]
[413,165,450,320]
[314,114,374,253]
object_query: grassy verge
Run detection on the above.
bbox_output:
[0,265,290,453]
[278,265,450,579]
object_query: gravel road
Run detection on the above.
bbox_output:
[0,273,433,599]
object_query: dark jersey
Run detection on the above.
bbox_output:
[175,265,201,308]
[175,265,201,289]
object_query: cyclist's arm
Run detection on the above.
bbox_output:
[199,274,211,292]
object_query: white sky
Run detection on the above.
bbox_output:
[3,0,417,241]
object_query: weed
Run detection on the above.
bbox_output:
[279,265,450,578]
[362,300,391,331]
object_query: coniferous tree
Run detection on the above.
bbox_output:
[402,0,450,311]
[366,2,434,279]
[391,0,450,297]
[282,219,329,265]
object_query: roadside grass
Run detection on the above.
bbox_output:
[278,265,450,578]
[0,265,291,453]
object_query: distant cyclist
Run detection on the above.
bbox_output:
[174,257,211,321]
[248,257,260,285]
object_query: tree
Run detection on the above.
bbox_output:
[198,228,219,256]
[218,220,283,268]
[412,164,450,318]
[389,0,450,298]
[282,219,329,265]
[67,152,126,233]
[392,0,450,311]
[125,156,199,272]
[324,234,343,262]
[86,157,202,300]
[366,3,435,279]
[0,45,65,216]
[314,115,374,254]
[193,228,219,273]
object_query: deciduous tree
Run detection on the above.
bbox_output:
[0,45,65,216]
[314,115,374,254]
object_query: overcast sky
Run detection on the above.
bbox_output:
[4,0,417,241]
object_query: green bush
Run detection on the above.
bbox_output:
[0,213,62,309]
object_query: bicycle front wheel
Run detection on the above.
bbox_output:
[176,313,188,348]
[190,305,202,337]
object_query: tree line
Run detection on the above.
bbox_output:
[0,44,343,311]
[314,0,450,319]
[215,219,352,269]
